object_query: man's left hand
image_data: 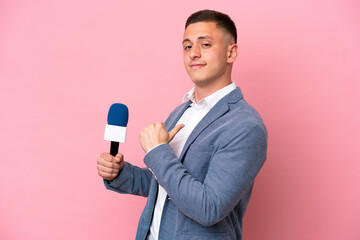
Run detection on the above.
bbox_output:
[139,122,184,153]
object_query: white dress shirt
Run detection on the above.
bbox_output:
[147,82,236,240]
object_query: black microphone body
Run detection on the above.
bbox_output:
[110,141,119,157]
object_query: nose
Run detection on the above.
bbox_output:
[189,45,201,59]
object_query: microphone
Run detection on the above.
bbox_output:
[104,103,129,156]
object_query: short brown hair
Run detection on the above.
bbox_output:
[185,10,237,43]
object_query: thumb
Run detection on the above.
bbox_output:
[168,124,185,142]
[114,153,123,163]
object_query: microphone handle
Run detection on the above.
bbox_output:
[110,141,119,156]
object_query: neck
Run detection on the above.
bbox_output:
[194,68,232,102]
[194,80,232,102]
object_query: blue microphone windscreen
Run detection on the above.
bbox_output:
[107,103,129,127]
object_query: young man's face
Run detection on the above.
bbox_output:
[182,21,233,87]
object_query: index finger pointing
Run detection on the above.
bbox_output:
[168,124,185,142]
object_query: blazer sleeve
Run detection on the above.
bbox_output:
[144,121,267,226]
[104,161,153,197]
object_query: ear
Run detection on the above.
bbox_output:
[227,44,238,63]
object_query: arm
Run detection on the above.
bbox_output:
[104,161,154,197]
[143,122,267,226]
[98,153,153,197]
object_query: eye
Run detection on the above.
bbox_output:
[184,45,192,51]
[202,43,211,48]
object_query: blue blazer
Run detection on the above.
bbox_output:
[104,87,267,240]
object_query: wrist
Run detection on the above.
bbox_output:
[146,143,167,154]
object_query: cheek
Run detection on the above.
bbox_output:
[213,51,228,69]
[183,56,189,70]
[205,56,223,71]
[183,53,191,64]
[216,48,228,62]
[205,49,224,63]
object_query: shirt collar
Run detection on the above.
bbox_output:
[183,82,237,109]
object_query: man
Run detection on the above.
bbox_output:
[97,10,267,240]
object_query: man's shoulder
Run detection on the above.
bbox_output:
[221,98,267,143]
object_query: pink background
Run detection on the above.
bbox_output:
[1,0,359,239]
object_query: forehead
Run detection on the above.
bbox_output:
[183,21,224,42]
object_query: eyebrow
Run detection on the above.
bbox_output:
[182,35,214,44]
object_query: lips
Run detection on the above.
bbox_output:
[190,62,206,70]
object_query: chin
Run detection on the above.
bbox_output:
[189,73,208,84]
[190,78,211,87]
[190,77,204,84]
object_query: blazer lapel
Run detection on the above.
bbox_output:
[166,100,192,131]
[179,88,243,161]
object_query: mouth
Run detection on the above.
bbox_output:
[189,63,206,70]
